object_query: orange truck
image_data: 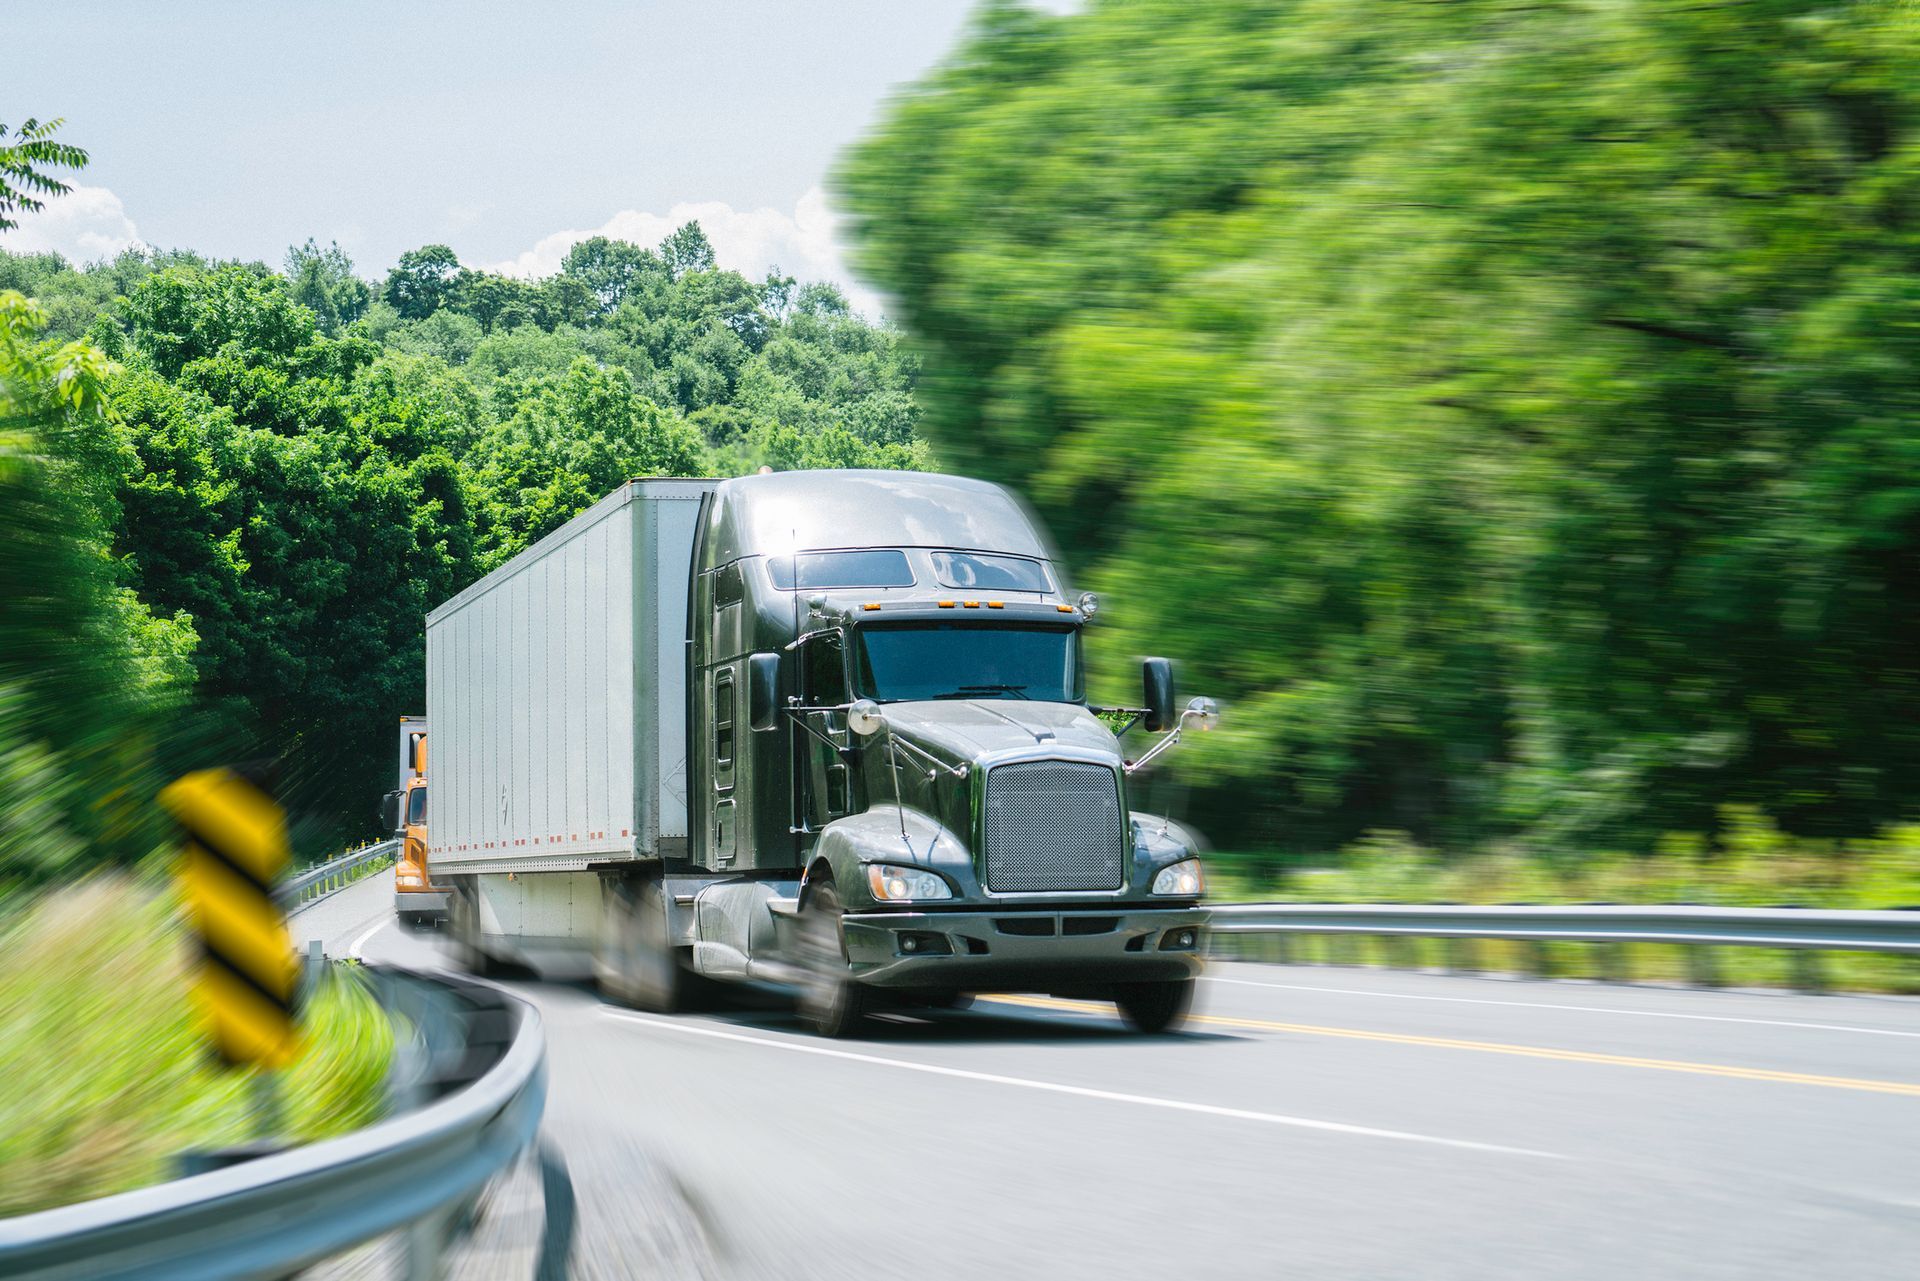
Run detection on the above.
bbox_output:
[381,716,448,924]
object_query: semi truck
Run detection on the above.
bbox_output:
[425,470,1217,1035]
[379,716,448,923]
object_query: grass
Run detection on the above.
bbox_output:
[0,877,393,1216]
[1207,810,1920,993]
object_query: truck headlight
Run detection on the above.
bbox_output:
[867,864,954,902]
[1151,859,1204,896]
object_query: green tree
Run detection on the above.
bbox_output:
[0,291,193,883]
[660,221,717,279]
[284,239,372,333]
[383,244,465,320]
[841,0,1920,853]
[0,118,88,232]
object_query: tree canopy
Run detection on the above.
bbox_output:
[839,0,1920,854]
[2,218,925,855]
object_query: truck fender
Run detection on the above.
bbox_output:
[806,806,971,910]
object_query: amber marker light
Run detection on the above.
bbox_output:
[863,603,882,611]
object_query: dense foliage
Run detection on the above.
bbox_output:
[840,0,1920,856]
[1,223,924,858]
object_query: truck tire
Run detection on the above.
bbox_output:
[596,872,683,1014]
[1115,979,1194,1034]
[797,878,867,1038]
[449,881,498,977]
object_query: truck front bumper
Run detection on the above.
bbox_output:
[395,889,450,918]
[840,904,1209,992]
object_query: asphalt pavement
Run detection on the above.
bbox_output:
[293,871,1920,1280]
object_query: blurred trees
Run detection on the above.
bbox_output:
[840,0,1920,853]
[0,292,192,884]
[4,216,924,854]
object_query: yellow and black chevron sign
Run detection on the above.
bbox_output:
[160,768,301,1068]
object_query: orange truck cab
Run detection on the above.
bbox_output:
[385,717,448,924]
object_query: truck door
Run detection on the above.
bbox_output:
[711,665,738,865]
[800,632,852,830]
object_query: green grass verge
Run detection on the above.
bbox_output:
[1207,811,1920,993]
[0,877,393,1216]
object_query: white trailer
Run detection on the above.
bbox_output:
[425,479,714,972]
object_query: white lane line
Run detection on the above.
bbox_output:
[602,1009,1563,1160]
[347,918,390,961]
[1205,975,1920,1039]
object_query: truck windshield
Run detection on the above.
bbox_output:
[854,624,1082,703]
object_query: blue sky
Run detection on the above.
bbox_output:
[3,1,1070,314]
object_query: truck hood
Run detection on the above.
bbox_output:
[880,700,1120,766]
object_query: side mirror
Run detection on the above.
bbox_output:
[1142,657,1175,732]
[747,652,781,732]
[379,790,401,833]
[1185,696,1220,731]
[847,698,886,737]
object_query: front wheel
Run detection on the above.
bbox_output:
[596,872,684,1014]
[797,878,867,1038]
[1115,979,1194,1034]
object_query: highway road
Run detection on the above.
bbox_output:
[295,871,1920,1279]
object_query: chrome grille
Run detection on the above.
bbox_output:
[984,760,1126,894]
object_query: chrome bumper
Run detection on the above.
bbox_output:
[840,904,1209,991]
[395,889,450,916]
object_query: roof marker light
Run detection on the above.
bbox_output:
[963,600,980,608]
[987,601,1004,609]
[938,600,956,608]
[863,603,882,611]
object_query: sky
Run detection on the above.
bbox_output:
[2,1,1074,316]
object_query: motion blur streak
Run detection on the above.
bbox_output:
[839,0,1920,876]
[601,1006,1564,1159]
[984,994,1920,1096]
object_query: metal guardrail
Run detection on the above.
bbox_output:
[0,968,546,1281]
[1207,902,1920,988]
[1207,903,1920,952]
[279,837,401,909]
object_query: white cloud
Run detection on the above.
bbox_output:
[483,185,882,318]
[0,185,145,263]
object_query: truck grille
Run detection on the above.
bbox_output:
[983,760,1126,894]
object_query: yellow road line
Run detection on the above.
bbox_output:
[981,994,1920,1098]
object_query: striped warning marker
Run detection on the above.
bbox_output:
[160,768,301,1068]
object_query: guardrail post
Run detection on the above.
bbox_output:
[1598,941,1630,984]
[404,1205,456,1281]
[1685,946,1721,988]
[1790,949,1825,993]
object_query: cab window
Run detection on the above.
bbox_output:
[406,785,427,824]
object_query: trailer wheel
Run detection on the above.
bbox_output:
[449,881,498,977]
[797,878,867,1038]
[596,872,683,1014]
[1114,979,1194,1034]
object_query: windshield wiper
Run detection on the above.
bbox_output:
[933,683,1032,700]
